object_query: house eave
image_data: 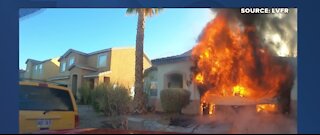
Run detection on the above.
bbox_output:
[48,76,70,81]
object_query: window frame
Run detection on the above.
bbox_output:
[38,64,43,74]
[60,61,66,72]
[33,65,38,72]
[68,56,75,67]
[167,73,184,89]
[97,54,107,68]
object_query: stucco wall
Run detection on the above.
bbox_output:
[87,51,111,72]
[43,58,60,81]
[109,48,152,88]
[154,61,200,113]
[24,61,33,79]
[26,59,60,81]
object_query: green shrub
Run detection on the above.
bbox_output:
[91,84,109,112]
[160,88,191,113]
[91,83,132,116]
[78,82,93,105]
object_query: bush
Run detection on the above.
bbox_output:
[78,83,93,105]
[160,88,191,113]
[91,83,132,116]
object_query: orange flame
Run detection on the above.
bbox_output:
[209,104,215,115]
[232,85,248,97]
[195,73,204,84]
[192,10,293,103]
[256,104,277,113]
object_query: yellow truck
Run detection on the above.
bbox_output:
[19,81,79,134]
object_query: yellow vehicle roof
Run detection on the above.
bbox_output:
[19,81,70,92]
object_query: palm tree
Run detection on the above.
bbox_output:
[126,8,162,114]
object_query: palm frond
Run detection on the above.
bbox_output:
[126,8,163,17]
[126,8,139,15]
[145,8,163,17]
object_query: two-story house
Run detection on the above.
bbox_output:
[23,58,60,81]
[48,47,152,99]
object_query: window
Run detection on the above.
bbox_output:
[69,56,75,66]
[150,81,158,96]
[26,66,30,72]
[167,73,183,88]
[104,77,110,85]
[39,64,43,74]
[19,85,74,111]
[61,61,66,72]
[33,65,38,72]
[97,55,107,67]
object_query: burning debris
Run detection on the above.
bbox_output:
[191,9,296,115]
[256,104,278,113]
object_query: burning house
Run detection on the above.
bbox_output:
[147,50,296,115]
[145,9,297,117]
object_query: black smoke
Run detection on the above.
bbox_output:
[198,8,297,57]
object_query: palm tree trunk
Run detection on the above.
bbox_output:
[133,9,146,114]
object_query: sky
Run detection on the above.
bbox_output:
[19,8,215,69]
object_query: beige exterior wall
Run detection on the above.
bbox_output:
[87,51,111,72]
[153,61,201,114]
[42,58,60,80]
[108,48,152,89]
[24,47,152,101]
[24,58,60,81]
[69,68,93,98]
[24,61,33,79]
[58,52,87,76]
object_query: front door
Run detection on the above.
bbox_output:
[72,75,78,100]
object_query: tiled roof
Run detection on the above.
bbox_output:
[25,59,41,64]
[151,50,192,65]
[59,49,88,61]
[83,71,112,78]
[151,49,297,72]
[48,75,70,81]
[58,47,152,65]
[68,64,98,72]
[19,69,26,73]
[25,58,51,65]
[58,47,136,61]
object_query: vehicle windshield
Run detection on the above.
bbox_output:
[19,85,74,111]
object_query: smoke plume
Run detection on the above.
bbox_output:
[202,8,298,57]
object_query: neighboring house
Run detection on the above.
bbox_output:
[19,69,26,80]
[147,50,201,115]
[23,58,60,81]
[146,50,298,115]
[143,66,158,108]
[48,47,152,100]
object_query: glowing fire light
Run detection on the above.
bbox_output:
[192,9,293,103]
[209,104,215,115]
[256,104,277,113]
[201,102,215,115]
[232,85,248,97]
[195,73,204,84]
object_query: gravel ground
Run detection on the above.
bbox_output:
[78,105,106,128]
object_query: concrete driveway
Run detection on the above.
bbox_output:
[78,105,106,128]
